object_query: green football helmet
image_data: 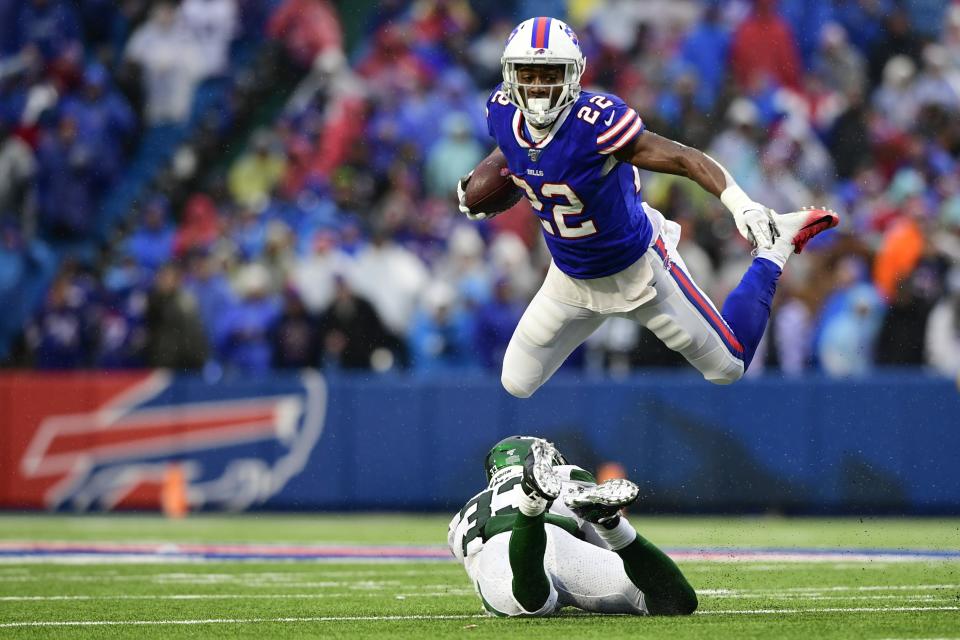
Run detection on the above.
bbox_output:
[484,435,566,483]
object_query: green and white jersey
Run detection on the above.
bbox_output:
[447,464,599,563]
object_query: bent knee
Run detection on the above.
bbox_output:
[501,374,535,399]
[703,359,744,385]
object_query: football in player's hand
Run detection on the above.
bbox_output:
[463,149,522,215]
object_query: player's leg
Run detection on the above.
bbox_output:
[653,232,780,372]
[566,478,697,615]
[597,517,698,615]
[544,525,649,614]
[634,206,837,383]
[718,205,840,369]
[473,439,564,616]
[659,210,838,374]
[501,291,605,398]
[509,439,563,612]
[627,243,748,384]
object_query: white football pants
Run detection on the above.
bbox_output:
[470,526,647,617]
[501,219,744,398]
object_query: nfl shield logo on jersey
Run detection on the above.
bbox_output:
[528,148,542,162]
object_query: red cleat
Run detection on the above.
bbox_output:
[775,207,840,254]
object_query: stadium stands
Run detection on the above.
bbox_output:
[1,0,959,381]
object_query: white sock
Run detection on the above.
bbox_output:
[518,492,548,516]
[755,246,789,269]
[592,516,637,551]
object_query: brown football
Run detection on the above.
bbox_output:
[463,148,522,215]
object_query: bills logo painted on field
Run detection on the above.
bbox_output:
[8,371,327,512]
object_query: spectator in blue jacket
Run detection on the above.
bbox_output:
[13,0,82,62]
[474,276,524,371]
[124,196,175,274]
[678,3,730,110]
[214,263,280,374]
[26,273,90,369]
[60,63,136,192]
[35,114,97,238]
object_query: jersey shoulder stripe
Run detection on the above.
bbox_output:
[597,109,638,145]
[598,112,643,155]
[580,90,645,156]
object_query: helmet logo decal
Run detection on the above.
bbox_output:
[506,25,520,45]
[563,24,579,47]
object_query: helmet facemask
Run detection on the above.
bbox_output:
[502,60,583,128]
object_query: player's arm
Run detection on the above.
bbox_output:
[614,131,778,250]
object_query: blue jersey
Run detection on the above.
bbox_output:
[486,85,652,279]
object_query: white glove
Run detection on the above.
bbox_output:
[709,156,780,251]
[456,171,493,221]
[733,204,779,250]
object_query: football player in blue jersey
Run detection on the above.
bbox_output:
[448,436,697,616]
[457,17,839,398]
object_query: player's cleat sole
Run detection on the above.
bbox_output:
[777,206,840,254]
[564,478,640,525]
[521,439,562,501]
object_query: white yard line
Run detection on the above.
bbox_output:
[0,591,475,602]
[698,606,960,615]
[0,614,486,628]
[699,584,960,595]
[2,606,960,627]
[0,591,948,603]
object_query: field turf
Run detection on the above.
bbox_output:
[0,514,958,638]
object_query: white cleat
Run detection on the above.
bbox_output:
[564,478,640,525]
[521,439,562,501]
[773,206,840,254]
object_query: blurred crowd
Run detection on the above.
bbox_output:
[3,0,960,380]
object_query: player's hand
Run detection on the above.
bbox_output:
[733,204,779,250]
[456,171,493,221]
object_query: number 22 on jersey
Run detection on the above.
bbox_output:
[510,176,598,239]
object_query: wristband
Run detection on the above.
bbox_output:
[720,183,755,216]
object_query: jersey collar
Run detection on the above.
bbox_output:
[512,104,572,150]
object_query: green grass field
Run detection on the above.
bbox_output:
[1,514,958,639]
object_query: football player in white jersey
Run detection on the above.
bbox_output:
[448,436,697,617]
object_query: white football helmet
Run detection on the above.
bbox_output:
[501,17,585,128]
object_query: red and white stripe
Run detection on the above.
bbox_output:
[598,110,643,155]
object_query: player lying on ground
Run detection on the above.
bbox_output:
[457,17,839,398]
[448,436,697,616]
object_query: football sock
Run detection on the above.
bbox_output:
[509,511,551,613]
[592,516,637,550]
[720,257,781,369]
[615,520,698,616]
[518,491,548,516]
